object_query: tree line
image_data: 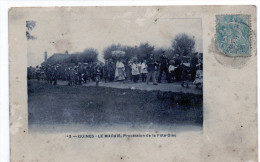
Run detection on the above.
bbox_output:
[44,33,196,65]
[104,33,196,62]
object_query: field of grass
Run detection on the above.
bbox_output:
[28,80,203,129]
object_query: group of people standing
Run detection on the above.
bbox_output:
[105,51,203,87]
[113,58,149,83]
[28,52,203,88]
[28,62,104,86]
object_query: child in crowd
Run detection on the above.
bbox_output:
[168,60,175,82]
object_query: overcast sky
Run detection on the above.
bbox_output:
[27,7,202,66]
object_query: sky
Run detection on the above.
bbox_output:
[27,7,203,67]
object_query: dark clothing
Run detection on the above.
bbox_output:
[174,58,181,66]
[82,67,89,83]
[170,71,175,82]
[190,68,197,82]
[190,57,198,81]
[174,67,182,81]
[133,75,139,83]
[159,55,169,70]
[125,65,132,81]
[68,69,76,86]
[107,62,115,82]
[158,55,170,83]
[94,66,102,77]
[190,57,198,68]
[158,68,170,83]
[181,64,190,81]
[45,67,52,84]
[146,57,158,84]
[103,65,109,82]
[141,73,147,82]
[77,66,84,85]
[94,66,102,86]
[90,66,95,81]
[50,67,58,85]
[147,57,157,72]
[174,57,182,81]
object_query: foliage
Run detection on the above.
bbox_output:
[152,48,175,61]
[42,33,198,66]
[26,21,36,31]
[124,46,139,62]
[26,21,37,40]
[80,48,98,63]
[172,33,195,57]
[137,43,154,60]
[103,42,154,62]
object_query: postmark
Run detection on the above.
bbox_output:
[216,15,251,56]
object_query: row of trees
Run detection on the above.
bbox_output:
[103,33,196,62]
[43,33,196,65]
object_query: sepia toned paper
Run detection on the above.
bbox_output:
[9,6,257,162]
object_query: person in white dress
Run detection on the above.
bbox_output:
[115,59,126,81]
[141,60,148,82]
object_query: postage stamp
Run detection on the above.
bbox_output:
[216,15,251,56]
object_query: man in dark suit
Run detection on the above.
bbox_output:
[174,54,182,81]
[158,51,170,83]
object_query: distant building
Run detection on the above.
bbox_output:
[42,51,71,65]
[41,50,103,65]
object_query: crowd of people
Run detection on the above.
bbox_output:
[27,52,203,88]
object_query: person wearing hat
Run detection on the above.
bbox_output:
[158,51,170,83]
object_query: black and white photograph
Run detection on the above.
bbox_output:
[7,5,258,162]
[26,7,203,132]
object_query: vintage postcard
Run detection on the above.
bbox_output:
[9,6,257,162]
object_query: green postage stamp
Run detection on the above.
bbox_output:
[216,15,251,56]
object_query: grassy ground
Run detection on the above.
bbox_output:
[28,80,203,128]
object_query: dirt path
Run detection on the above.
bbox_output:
[57,80,202,95]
